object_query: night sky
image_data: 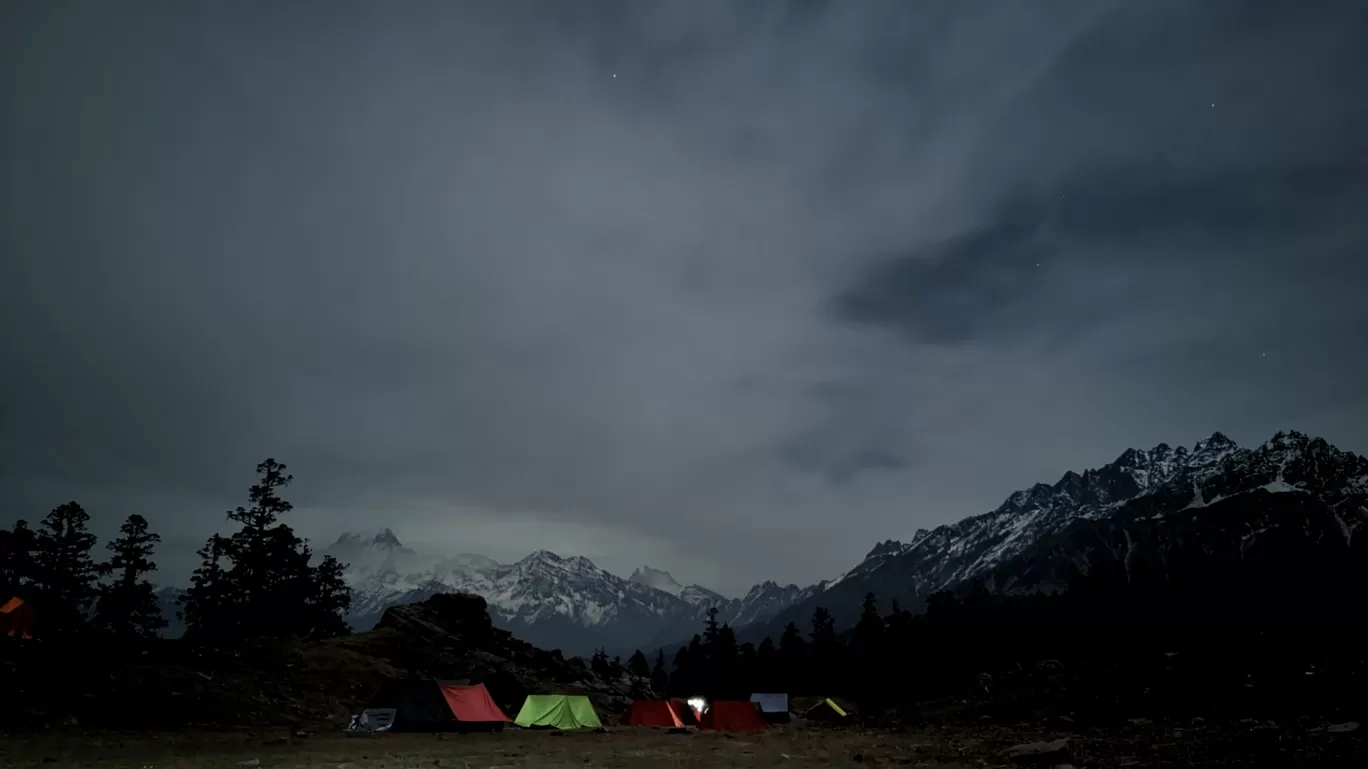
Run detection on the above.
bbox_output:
[3,0,1366,594]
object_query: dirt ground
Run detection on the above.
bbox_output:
[1,721,1361,769]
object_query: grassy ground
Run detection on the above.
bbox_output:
[1,721,1362,768]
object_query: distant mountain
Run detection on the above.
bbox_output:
[753,430,1368,639]
[155,431,1359,653]
[320,530,806,656]
[627,565,689,598]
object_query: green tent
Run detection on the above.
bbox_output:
[513,694,603,730]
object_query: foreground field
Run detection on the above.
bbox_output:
[3,720,1364,769]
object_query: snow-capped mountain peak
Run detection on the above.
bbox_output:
[319,533,807,655]
[628,565,685,596]
[371,528,404,548]
[864,539,910,560]
[728,580,812,627]
[756,429,1368,640]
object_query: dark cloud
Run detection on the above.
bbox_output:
[835,160,1368,346]
[3,0,1366,594]
[834,206,1051,345]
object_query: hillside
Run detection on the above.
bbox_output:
[754,430,1368,639]
[2,592,651,730]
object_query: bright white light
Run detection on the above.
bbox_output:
[687,697,706,713]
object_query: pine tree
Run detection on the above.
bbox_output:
[884,599,912,637]
[737,641,757,695]
[181,458,350,640]
[809,606,839,692]
[779,621,806,657]
[851,592,885,704]
[182,534,234,637]
[94,514,167,642]
[703,606,721,644]
[852,592,883,650]
[32,502,99,637]
[778,621,806,688]
[756,636,779,691]
[1,520,37,597]
[713,622,740,697]
[651,649,670,695]
[809,606,837,647]
[629,648,651,678]
[591,648,612,676]
[671,643,693,694]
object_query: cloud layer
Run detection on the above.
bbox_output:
[3,0,1366,593]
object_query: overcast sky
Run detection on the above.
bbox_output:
[3,0,1366,595]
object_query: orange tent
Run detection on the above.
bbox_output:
[699,701,767,731]
[438,683,512,724]
[1,596,35,639]
[621,700,687,727]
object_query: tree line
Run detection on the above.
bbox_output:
[1,458,351,648]
[627,529,1368,721]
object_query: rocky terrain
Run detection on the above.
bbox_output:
[356,592,653,716]
[756,430,1368,637]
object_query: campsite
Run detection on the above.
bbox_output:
[6,459,1368,767]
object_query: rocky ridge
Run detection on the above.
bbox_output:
[756,430,1368,636]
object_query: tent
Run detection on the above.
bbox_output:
[1,596,34,639]
[621,700,690,727]
[514,694,603,730]
[669,699,700,726]
[364,679,511,732]
[698,701,768,732]
[749,692,790,724]
[804,698,850,722]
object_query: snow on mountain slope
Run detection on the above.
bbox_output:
[756,430,1368,638]
[727,581,812,627]
[628,566,686,596]
[628,566,730,608]
[322,534,806,655]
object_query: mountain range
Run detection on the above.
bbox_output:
[319,531,813,655]
[749,429,1367,639]
[157,429,1366,656]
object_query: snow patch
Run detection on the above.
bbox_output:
[628,566,685,597]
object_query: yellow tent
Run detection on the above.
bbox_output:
[804,697,849,720]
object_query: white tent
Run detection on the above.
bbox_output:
[349,708,396,732]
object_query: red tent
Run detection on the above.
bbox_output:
[1,597,34,640]
[699,701,768,731]
[438,683,512,724]
[669,699,700,726]
[621,700,687,727]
